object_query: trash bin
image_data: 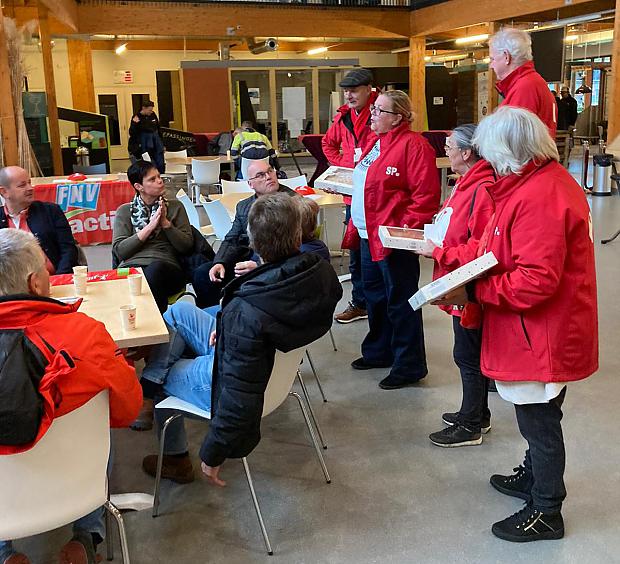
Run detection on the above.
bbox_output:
[591,153,614,196]
[75,146,90,168]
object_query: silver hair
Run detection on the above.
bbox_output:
[450,124,480,160]
[0,167,12,188]
[473,106,559,176]
[489,28,533,66]
[0,229,46,296]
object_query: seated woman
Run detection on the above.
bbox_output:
[112,160,193,314]
[140,192,342,485]
[299,197,330,261]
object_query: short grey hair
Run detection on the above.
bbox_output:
[473,106,559,176]
[450,124,481,160]
[0,229,46,296]
[0,167,13,188]
[489,28,533,66]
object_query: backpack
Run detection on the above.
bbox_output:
[0,329,50,445]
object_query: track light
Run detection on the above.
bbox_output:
[115,43,127,55]
[308,46,328,55]
[455,34,489,45]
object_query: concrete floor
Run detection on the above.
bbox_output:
[14,153,620,563]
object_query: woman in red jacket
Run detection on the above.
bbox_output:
[439,106,598,542]
[345,90,440,389]
[418,124,496,448]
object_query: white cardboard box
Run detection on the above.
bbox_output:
[314,166,354,196]
[378,225,432,254]
[409,251,498,311]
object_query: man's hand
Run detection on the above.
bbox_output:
[234,260,258,277]
[201,462,226,487]
[431,285,468,306]
[209,263,226,282]
[209,330,217,347]
[132,115,140,123]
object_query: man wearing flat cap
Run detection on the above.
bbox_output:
[323,68,378,325]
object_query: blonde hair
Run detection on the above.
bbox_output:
[380,90,414,123]
[473,106,559,176]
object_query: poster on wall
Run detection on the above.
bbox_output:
[477,71,489,122]
[248,88,260,105]
[283,87,306,137]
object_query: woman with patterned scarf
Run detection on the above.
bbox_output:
[112,160,192,314]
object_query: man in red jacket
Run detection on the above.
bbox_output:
[489,28,557,136]
[322,68,378,324]
[0,229,142,564]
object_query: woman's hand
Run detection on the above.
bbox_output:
[159,198,172,229]
[431,285,468,306]
[137,206,162,241]
[417,240,439,258]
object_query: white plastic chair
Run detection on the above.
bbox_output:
[190,158,221,201]
[202,199,233,240]
[0,391,131,563]
[279,175,308,190]
[221,179,253,195]
[152,348,329,555]
[241,156,270,181]
[176,189,201,230]
[164,149,188,161]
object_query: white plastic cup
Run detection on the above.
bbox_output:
[73,273,87,296]
[128,273,143,296]
[120,305,137,331]
[226,150,231,160]
[73,265,88,275]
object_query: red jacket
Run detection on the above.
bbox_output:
[344,122,440,262]
[432,159,496,315]
[322,91,379,205]
[473,160,598,383]
[496,61,557,137]
[0,296,142,454]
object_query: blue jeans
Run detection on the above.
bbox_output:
[344,205,366,309]
[360,238,427,381]
[142,301,217,455]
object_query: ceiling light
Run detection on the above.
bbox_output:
[307,46,328,55]
[455,34,489,45]
[115,43,127,55]
[565,34,579,42]
[483,56,490,63]
[424,56,431,61]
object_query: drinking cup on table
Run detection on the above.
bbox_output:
[128,273,143,296]
[73,265,88,275]
[120,305,137,331]
[73,273,87,296]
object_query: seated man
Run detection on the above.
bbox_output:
[298,197,330,261]
[0,166,78,275]
[0,229,142,564]
[141,192,342,484]
[192,159,297,308]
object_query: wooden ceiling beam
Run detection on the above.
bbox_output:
[38,0,77,31]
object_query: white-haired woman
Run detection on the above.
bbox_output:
[436,106,598,542]
[488,28,557,135]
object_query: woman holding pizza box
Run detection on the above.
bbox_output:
[342,90,440,390]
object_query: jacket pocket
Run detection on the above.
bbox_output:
[519,313,533,351]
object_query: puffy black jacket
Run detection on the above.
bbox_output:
[199,252,342,466]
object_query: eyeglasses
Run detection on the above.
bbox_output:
[444,144,458,153]
[248,167,275,181]
[370,104,399,116]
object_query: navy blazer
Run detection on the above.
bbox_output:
[0,202,78,274]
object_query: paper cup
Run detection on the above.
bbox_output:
[128,273,143,296]
[73,266,88,275]
[120,305,137,331]
[73,273,87,296]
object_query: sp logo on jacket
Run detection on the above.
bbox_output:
[386,166,400,177]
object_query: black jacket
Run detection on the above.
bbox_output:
[213,185,296,267]
[128,111,162,158]
[0,202,78,274]
[558,96,578,130]
[199,252,343,466]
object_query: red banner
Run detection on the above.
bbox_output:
[50,268,141,286]
[34,181,134,246]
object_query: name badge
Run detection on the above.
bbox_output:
[354,147,362,162]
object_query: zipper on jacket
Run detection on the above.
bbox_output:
[519,313,532,350]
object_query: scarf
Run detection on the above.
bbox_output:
[349,90,378,143]
[130,193,161,238]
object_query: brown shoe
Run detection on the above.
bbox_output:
[3,554,30,564]
[334,302,368,324]
[129,398,154,431]
[142,453,195,484]
[59,533,101,564]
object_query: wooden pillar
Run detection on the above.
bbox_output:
[486,22,499,113]
[0,6,19,166]
[408,36,426,131]
[67,38,96,112]
[38,3,63,175]
[607,1,620,145]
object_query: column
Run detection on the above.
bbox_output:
[486,22,499,113]
[408,36,427,131]
[67,38,96,112]
[607,1,620,145]
[0,6,18,166]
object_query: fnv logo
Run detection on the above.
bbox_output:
[386,166,400,177]
[56,183,101,216]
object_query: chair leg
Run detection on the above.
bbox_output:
[328,327,338,352]
[105,502,114,561]
[305,350,328,403]
[296,371,327,449]
[289,392,331,484]
[104,500,131,564]
[241,457,273,556]
[152,413,184,518]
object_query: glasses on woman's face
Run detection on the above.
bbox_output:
[248,167,275,181]
[370,104,399,116]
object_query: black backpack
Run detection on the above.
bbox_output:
[0,329,50,445]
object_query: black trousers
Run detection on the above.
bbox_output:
[452,316,490,432]
[515,386,567,513]
[141,260,186,313]
[192,260,235,309]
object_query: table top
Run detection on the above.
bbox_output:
[50,271,169,349]
[32,174,121,186]
[436,157,451,169]
[210,189,344,214]
[167,155,233,166]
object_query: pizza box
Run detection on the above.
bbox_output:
[378,225,433,253]
[409,252,498,311]
[314,166,354,196]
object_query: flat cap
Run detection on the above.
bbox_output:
[339,68,373,88]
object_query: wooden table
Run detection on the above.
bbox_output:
[31,174,121,186]
[50,272,169,349]
[436,157,452,201]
